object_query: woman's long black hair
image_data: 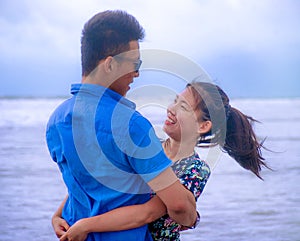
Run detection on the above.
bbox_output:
[187,81,269,179]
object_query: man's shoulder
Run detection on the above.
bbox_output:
[47,97,74,125]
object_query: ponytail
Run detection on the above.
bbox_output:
[223,106,268,179]
[187,81,269,180]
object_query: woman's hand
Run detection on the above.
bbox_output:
[52,214,70,238]
[52,195,69,238]
[59,219,89,241]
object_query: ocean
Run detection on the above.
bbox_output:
[0,97,299,241]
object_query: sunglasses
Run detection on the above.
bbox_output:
[114,56,142,73]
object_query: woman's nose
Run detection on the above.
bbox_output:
[167,103,176,115]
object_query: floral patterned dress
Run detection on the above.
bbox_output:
[148,152,211,241]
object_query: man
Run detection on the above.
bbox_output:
[46,10,197,240]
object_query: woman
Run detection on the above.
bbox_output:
[53,81,268,241]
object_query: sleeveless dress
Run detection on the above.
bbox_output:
[148,152,211,241]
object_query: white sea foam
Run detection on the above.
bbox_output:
[0,98,65,127]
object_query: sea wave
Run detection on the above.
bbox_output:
[0,98,299,140]
[0,98,64,127]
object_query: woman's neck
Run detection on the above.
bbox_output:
[163,138,196,162]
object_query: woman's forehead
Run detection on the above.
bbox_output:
[178,88,197,105]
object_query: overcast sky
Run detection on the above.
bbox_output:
[1,0,299,98]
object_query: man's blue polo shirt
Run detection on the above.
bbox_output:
[46,84,172,241]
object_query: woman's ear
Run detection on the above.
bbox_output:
[198,120,212,135]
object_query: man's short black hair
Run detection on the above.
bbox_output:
[81,10,145,76]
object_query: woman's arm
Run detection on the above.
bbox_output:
[58,195,166,241]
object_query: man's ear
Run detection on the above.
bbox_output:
[198,120,212,135]
[103,56,114,73]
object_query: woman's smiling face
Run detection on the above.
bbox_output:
[163,87,202,142]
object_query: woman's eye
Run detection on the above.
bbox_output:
[181,105,188,110]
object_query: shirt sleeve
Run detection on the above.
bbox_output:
[127,114,173,183]
[179,160,211,200]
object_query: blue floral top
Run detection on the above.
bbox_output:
[148,152,211,241]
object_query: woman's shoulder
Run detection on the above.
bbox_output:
[188,153,211,171]
[171,152,211,179]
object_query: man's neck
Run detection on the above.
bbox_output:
[81,75,106,86]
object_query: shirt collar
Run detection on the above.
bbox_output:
[70,83,136,109]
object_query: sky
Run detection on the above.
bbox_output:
[0,0,299,98]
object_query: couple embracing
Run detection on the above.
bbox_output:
[46,10,268,241]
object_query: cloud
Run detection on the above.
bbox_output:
[0,0,83,61]
[139,0,300,58]
[1,0,299,59]
[0,0,299,97]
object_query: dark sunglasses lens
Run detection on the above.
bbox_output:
[135,60,142,72]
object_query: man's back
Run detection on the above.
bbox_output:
[46,84,172,240]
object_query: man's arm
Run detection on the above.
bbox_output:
[148,167,197,227]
